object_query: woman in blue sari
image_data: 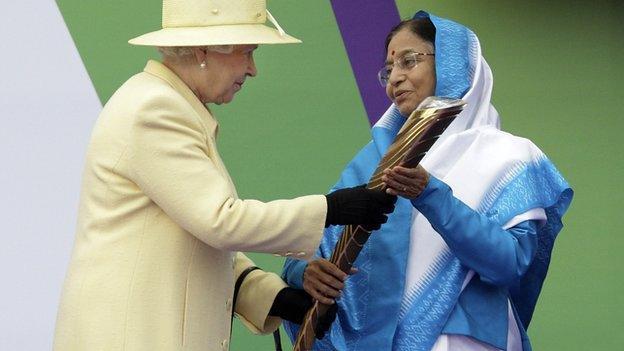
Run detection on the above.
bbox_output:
[282,11,572,351]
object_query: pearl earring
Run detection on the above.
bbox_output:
[200,61,206,69]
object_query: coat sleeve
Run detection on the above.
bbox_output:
[127,94,326,259]
[233,252,286,334]
[411,176,541,286]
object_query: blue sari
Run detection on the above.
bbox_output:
[283,11,572,351]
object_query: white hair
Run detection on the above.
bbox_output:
[157,45,234,61]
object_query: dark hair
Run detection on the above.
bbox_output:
[384,17,436,53]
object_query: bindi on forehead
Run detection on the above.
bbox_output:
[386,48,416,64]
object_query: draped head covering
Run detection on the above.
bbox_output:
[283,11,571,351]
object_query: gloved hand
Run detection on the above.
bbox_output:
[268,287,338,339]
[325,185,397,230]
[315,303,337,339]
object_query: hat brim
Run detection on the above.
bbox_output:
[129,24,301,46]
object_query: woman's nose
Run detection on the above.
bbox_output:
[388,68,405,86]
[247,57,257,77]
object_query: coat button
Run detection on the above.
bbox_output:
[221,339,229,350]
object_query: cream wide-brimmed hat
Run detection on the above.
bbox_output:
[129,0,301,46]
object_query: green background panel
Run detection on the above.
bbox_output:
[57,0,623,349]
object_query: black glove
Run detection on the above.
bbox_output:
[315,303,337,339]
[325,185,397,230]
[268,287,337,339]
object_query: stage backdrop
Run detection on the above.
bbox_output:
[1,1,621,350]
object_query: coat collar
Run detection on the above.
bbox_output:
[143,60,219,138]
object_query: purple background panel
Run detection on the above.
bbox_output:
[330,0,401,125]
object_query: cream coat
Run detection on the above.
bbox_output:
[54,60,327,351]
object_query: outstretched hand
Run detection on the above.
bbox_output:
[324,185,396,229]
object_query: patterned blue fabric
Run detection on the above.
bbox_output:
[282,11,572,351]
[414,11,473,100]
[283,134,414,350]
[395,158,571,350]
[439,157,572,351]
[483,158,573,328]
[393,251,466,351]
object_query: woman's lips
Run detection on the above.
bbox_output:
[395,90,411,102]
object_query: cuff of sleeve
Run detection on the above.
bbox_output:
[270,195,326,261]
[283,259,308,289]
[410,174,448,208]
[234,269,287,334]
[299,195,327,260]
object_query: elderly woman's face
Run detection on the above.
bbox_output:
[198,45,258,104]
[385,29,436,116]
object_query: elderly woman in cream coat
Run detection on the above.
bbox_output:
[53,1,395,350]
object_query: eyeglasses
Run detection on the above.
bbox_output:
[378,52,435,86]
